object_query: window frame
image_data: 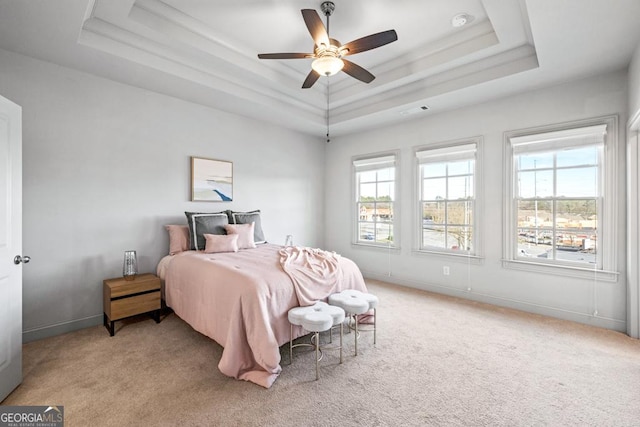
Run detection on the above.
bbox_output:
[503,116,619,281]
[352,150,400,249]
[413,137,483,260]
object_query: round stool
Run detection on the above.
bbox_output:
[288,301,345,380]
[328,290,378,356]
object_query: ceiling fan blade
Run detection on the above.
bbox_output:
[342,59,375,84]
[341,30,398,56]
[301,9,330,47]
[257,53,312,59]
[302,70,321,89]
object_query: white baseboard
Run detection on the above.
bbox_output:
[363,271,627,333]
[22,314,103,343]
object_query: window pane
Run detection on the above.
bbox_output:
[517,170,553,198]
[423,178,446,200]
[376,203,393,223]
[448,176,474,199]
[358,222,375,242]
[518,153,553,170]
[423,202,445,225]
[557,146,597,167]
[517,200,553,229]
[556,167,597,197]
[377,182,394,201]
[555,230,596,265]
[377,167,394,181]
[358,170,376,183]
[422,163,446,178]
[447,201,473,226]
[376,223,393,243]
[555,199,597,223]
[448,226,473,251]
[359,183,376,201]
[358,202,374,221]
[422,226,447,249]
[355,156,396,247]
[448,160,473,175]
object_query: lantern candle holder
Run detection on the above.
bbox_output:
[123,250,138,281]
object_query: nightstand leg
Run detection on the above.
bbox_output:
[154,310,160,324]
[103,313,115,337]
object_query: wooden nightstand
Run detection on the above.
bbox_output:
[103,273,161,336]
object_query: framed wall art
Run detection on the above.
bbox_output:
[190,156,233,202]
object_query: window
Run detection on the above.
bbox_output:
[505,117,618,278]
[353,153,397,246]
[416,142,478,254]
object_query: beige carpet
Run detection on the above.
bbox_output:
[3,280,639,426]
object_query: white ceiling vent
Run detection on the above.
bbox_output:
[400,105,430,116]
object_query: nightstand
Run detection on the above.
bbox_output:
[103,273,161,336]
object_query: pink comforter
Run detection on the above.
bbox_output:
[162,244,367,388]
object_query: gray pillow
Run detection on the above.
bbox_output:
[232,210,266,244]
[185,212,230,250]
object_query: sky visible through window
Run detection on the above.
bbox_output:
[516,146,599,265]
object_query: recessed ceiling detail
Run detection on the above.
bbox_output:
[71,0,541,137]
[3,1,640,138]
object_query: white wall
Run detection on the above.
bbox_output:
[626,42,640,338]
[629,43,640,120]
[325,70,628,332]
[0,49,326,341]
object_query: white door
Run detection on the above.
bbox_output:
[0,94,22,402]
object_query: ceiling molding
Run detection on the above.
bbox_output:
[3,1,637,138]
[73,0,541,136]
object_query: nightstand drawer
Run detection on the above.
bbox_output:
[108,291,160,321]
[106,274,160,298]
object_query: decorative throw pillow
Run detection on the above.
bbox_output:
[185,211,232,250]
[231,210,266,244]
[204,233,239,253]
[191,213,229,251]
[224,222,257,249]
[165,225,190,255]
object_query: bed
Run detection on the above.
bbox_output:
[157,240,368,388]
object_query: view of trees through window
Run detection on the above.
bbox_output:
[356,167,395,244]
[515,145,599,265]
[420,158,475,252]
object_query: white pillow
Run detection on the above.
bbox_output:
[203,233,239,253]
[224,223,256,249]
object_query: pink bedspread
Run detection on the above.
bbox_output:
[162,244,367,388]
[279,246,343,306]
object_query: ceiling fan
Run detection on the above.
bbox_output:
[257,1,398,89]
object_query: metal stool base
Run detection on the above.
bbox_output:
[289,323,343,380]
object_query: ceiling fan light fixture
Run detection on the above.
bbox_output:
[312,56,344,76]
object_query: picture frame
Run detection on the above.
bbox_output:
[190,156,233,202]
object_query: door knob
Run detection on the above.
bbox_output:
[14,255,30,265]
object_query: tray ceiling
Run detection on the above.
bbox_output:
[0,0,639,138]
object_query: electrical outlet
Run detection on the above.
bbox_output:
[443,266,450,275]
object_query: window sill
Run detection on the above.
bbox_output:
[412,249,484,265]
[352,242,400,251]
[502,259,619,282]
